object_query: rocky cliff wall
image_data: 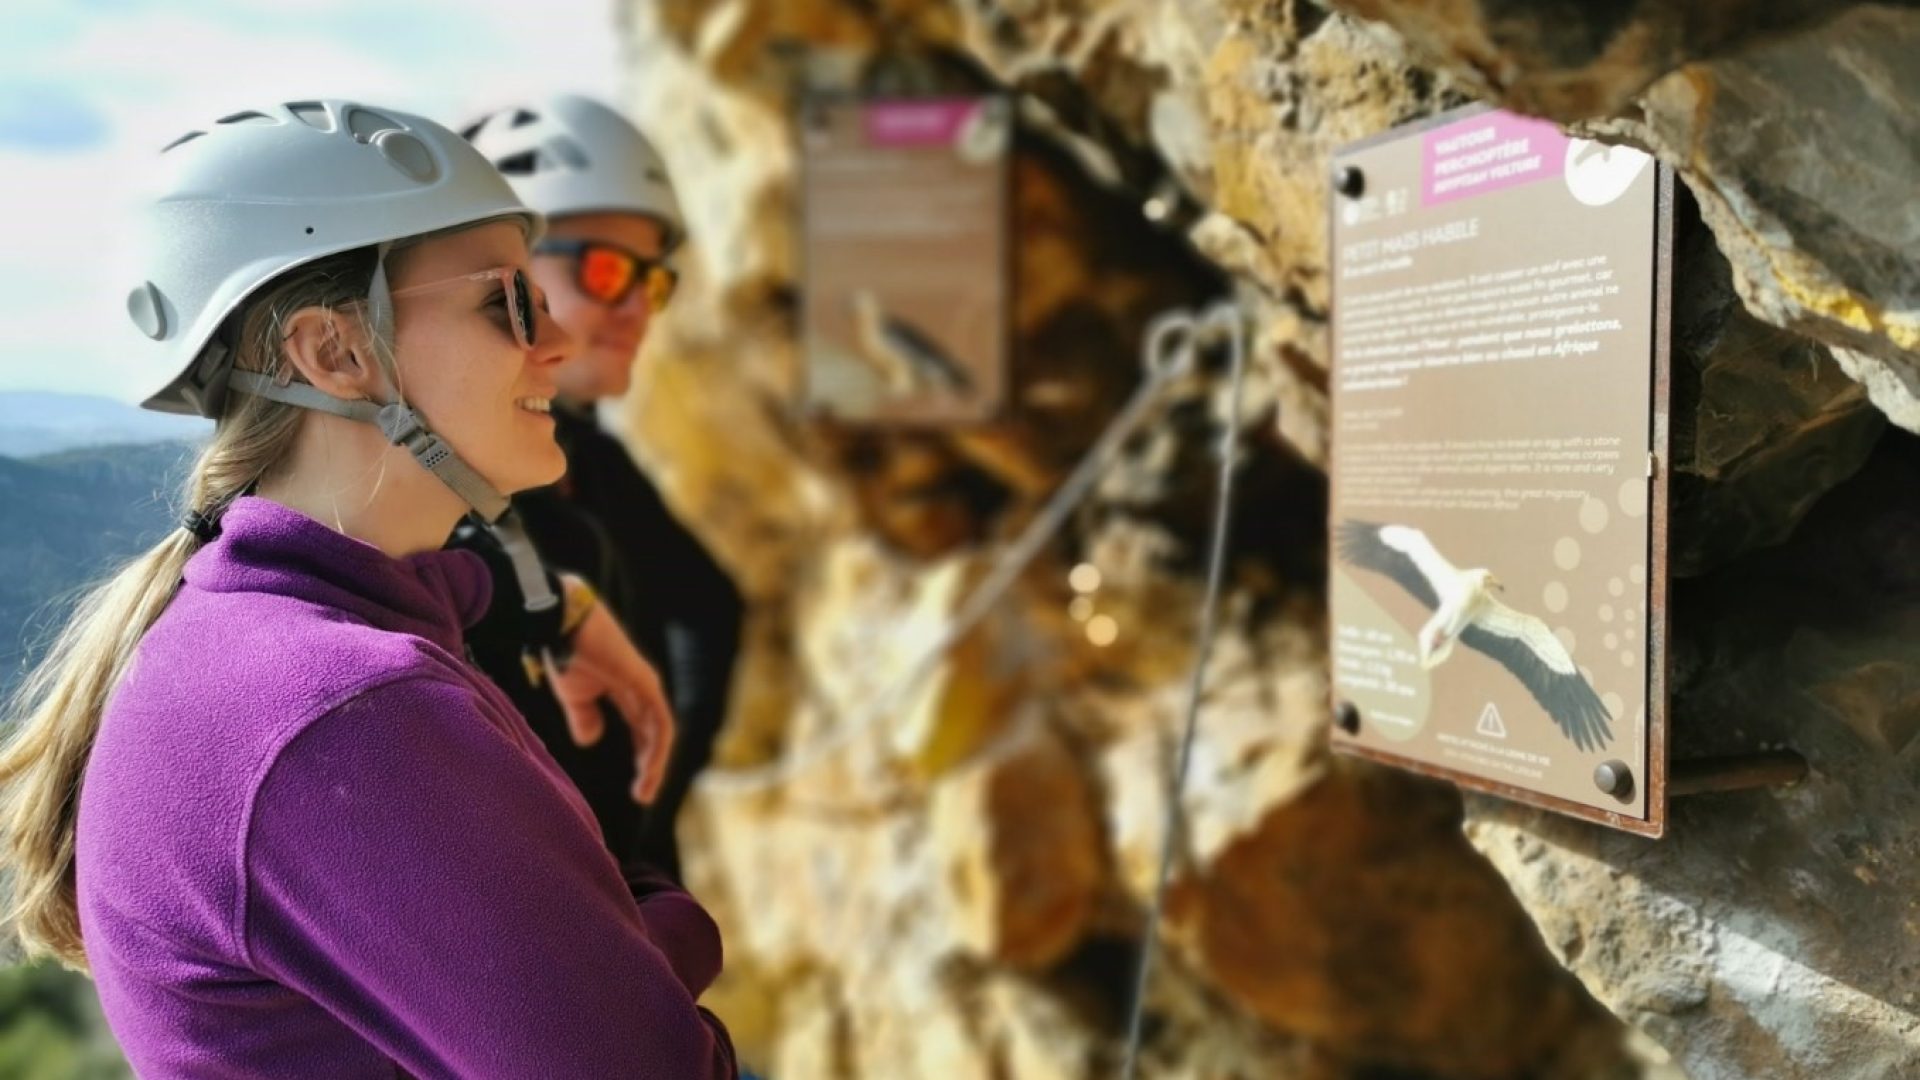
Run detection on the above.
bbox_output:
[607,2,1919,1075]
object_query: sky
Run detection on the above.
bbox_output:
[0,0,623,402]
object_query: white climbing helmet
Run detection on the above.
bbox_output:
[463,93,683,247]
[129,99,544,419]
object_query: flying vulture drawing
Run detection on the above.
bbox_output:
[1336,519,1614,752]
[849,289,976,398]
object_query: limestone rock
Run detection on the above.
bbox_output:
[955,3,1475,465]
[1467,431,1920,1080]
[1159,765,1630,1077]
[931,724,1103,969]
[1665,185,1885,576]
[1328,0,1883,119]
[1635,6,1920,435]
[615,0,1920,1076]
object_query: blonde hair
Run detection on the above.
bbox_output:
[0,247,380,970]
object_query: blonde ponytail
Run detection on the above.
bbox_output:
[0,533,197,967]
[0,247,377,970]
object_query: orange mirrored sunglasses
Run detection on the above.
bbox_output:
[535,238,678,312]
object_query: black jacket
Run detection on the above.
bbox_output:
[458,405,744,880]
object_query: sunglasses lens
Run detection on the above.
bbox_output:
[644,265,678,313]
[578,246,638,305]
[512,269,536,348]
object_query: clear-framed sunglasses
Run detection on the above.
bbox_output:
[391,265,540,349]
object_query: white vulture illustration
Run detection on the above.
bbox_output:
[1573,140,1618,167]
[1336,520,1614,752]
[849,289,976,398]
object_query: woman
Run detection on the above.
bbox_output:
[460,94,745,882]
[0,99,735,1077]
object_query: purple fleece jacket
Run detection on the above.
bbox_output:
[75,497,736,1078]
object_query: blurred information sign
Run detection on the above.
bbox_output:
[801,94,1012,424]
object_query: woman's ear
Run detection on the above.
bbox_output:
[279,307,385,401]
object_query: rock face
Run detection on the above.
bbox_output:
[1160,764,1628,1078]
[1665,186,1885,577]
[1633,6,1920,437]
[1469,430,1920,1080]
[1329,0,1886,120]
[609,0,1919,1077]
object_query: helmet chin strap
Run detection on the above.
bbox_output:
[227,370,560,615]
[226,371,509,519]
[223,249,558,614]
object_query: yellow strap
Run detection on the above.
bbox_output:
[559,575,600,638]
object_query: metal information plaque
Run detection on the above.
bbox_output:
[800,94,1012,424]
[1328,105,1673,835]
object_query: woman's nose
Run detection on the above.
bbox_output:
[533,304,576,365]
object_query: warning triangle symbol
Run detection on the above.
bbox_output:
[1476,702,1508,739]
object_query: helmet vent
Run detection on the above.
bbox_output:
[127,282,168,340]
[495,150,539,176]
[345,106,404,143]
[545,136,588,169]
[287,101,336,132]
[161,130,204,153]
[509,109,539,128]
[376,131,440,183]
[217,110,276,126]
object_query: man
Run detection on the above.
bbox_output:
[461,94,744,882]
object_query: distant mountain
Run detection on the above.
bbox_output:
[0,436,199,1077]
[0,440,197,693]
[0,392,209,458]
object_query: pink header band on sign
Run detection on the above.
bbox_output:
[1422,110,1569,207]
[864,99,982,147]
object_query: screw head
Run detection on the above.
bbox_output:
[1333,164,1365,198]
[1335,700,1360,735]
[1593,760,1634,798]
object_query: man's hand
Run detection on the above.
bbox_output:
[544,597,676,805]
